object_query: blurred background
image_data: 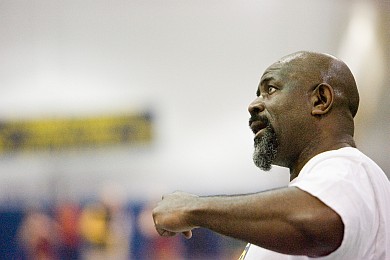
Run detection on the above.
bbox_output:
[0,0,389,259]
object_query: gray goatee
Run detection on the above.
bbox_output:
[253,124,278,171]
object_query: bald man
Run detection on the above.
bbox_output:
[152,51,390,259]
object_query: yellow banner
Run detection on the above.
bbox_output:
[0,113,153,153]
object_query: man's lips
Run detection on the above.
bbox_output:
[249,120,267,138]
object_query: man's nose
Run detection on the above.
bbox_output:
[248,97,265,115]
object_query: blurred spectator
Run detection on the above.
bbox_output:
[17,210,60,260]
[55,202,81,260]
[79,202,110,259]
[79,182,132,260]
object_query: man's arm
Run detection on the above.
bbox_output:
[152,187,344,257]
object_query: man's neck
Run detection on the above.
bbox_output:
[289,135,356,181]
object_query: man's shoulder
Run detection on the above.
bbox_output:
[304,147,374,171]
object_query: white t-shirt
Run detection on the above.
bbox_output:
[241,147,390,260]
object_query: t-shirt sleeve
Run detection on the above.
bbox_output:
[289,158,375,259]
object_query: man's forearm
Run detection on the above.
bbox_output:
[153,187,344,257]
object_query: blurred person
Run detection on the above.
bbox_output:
[79,202,111,259]
[152,51,390,259]
[79,183,131,260]
[99,182,132,260]
[17,210,60,260]
[55,202,81,260]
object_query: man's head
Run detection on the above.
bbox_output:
[249,51,360,171]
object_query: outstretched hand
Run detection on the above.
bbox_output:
[152,191,199,239]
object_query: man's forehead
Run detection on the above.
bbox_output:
[260,62,285,84]
[260,53,307,83]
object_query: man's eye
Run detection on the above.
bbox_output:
[268,86,277,94]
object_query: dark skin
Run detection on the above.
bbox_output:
[152,51,360,257]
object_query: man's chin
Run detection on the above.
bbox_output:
[253,156,273,171]
[252,126,278,171]
[264,165,273,171]
[257,164,273,171]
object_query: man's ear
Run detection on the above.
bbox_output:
[311,83,334,115]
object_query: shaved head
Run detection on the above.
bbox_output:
[278,51,360,118]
